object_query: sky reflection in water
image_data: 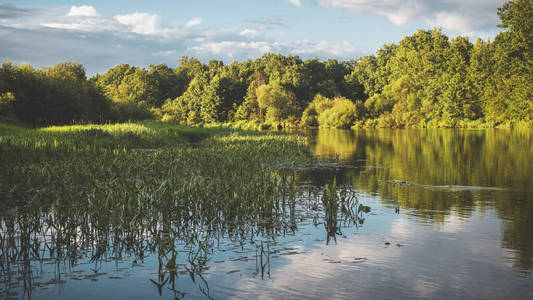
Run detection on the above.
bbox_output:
[2,129,533,299]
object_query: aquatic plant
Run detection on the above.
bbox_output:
[0,121,371,298]
[321,178,362,244]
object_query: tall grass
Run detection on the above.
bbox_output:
[0,121,368,298]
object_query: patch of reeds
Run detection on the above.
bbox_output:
[0,121,370,298]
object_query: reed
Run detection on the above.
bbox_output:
[0,121,370,298]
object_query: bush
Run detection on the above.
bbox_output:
[318,98,364,129]
[111,102,152,122]
[0,92,16,123]
[300,104,318,127]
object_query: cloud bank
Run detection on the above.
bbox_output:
[0,4,360,74]
[313,0,505,32]
[1,1,504,75]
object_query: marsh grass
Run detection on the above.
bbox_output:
[320,178,363,244]
[0,121,369,298]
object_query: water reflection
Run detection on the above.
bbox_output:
[1,129,532,299]
[308,128,533,271]
[0,170,366,299]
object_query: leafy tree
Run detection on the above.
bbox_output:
[256,80,297,122]
[301,94,336,127]
[0,92,16,123]
[318,97,364,129]
[0,2,531,127]
[488,0,533,121]
[147,64,181,107]
[235,72,266,121]
[440,36,478,120]
[0,62,112,125]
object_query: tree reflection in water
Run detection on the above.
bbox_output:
[308,128,533,270]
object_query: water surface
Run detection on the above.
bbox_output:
[1,129,532,299]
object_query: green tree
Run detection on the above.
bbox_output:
[487,0,533,121]
[235,72,266,120]
[301,94,336,127]
[256,80,297,122]
[318,97,364,129]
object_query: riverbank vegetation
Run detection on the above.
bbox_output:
[0,121,312,209]
[0,0,531,129]
[306,128,533,269]
[0,121,370,296]
[0,121,311,260]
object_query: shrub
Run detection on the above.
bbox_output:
[318,98,364,129]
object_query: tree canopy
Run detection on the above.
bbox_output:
[1,0,530,128]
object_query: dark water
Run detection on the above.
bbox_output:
[2,129,533,299]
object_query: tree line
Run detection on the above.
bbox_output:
[0,0,531,128]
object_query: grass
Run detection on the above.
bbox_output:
[0,121,315,269]
[0,120,369,298]
[0,120,312,210]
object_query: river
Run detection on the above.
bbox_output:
[1,128,532,299]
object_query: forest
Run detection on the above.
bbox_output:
[0,0,531,129]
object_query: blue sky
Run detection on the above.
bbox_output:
[0,0,505,74]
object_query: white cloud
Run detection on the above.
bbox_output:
[2,2,363,74]
[313,0,505,32]
[67,5,99,17]
[290,39,357,57]
[185,17,202,28]
[428,12,472,33]
[41,15,123,32]
[285,0,303,7]
[245,16,287,27]
[39,8,187,38]
[114,13,161,35]
[313,0,422,25]
[426,11,488,33]
[239,28,259,37]
[0,3,38,19]
[0,24,181,75]
[153,50,178,57]
[189,41,277,59]
[189,39,359,60]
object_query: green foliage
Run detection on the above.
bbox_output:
[364,93,394,119]
[0,92,16,123]
[0,1,530,128]
[488,0,533,121]
[301,103,318,127]
[301,94,335,126]
[0,62,112,126]
[111,101,153,122]
[348,1,531,127]
[159,73,222,124]
[256,80,298,122]
[302,94,365,128]
[235,71,266,121]
[318,98,364,129]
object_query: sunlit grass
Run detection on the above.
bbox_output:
[0,121,371,298]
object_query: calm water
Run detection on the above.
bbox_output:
[2,129,532,299]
